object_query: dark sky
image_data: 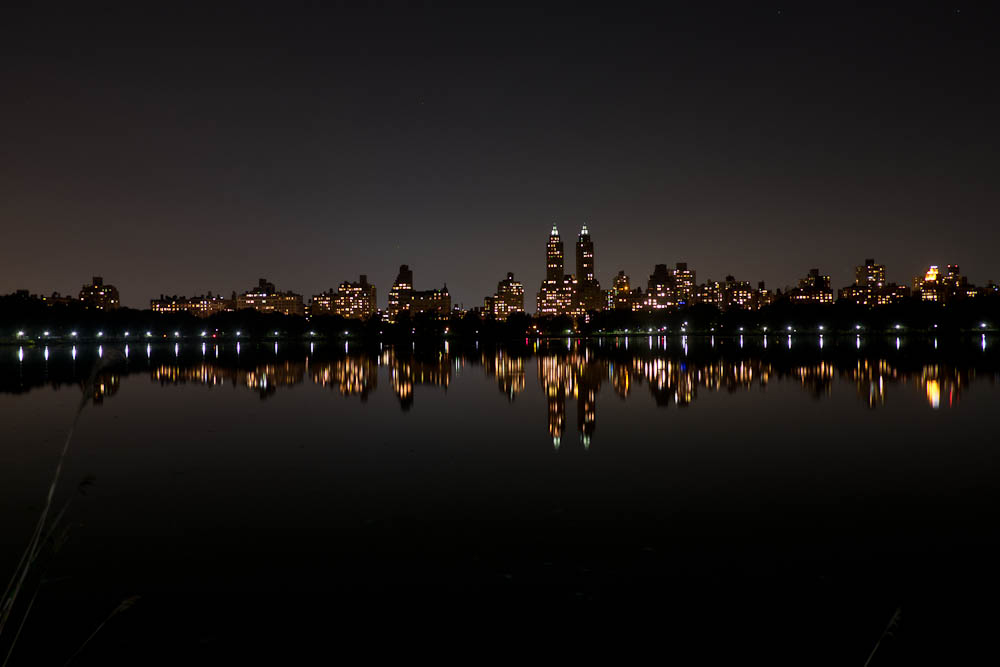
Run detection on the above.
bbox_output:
[2,3,996,309]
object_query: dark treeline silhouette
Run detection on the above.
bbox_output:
[2,292,998,342]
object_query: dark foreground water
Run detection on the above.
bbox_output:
[1,335,998,664]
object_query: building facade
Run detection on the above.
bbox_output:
[151,292,235,317]
[485,272,525,320]
[79,276,120,310]
[236,278,305,316]
[385,265,449,321]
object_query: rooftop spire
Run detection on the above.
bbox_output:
[550,224,559,236]
[581,223,589,236]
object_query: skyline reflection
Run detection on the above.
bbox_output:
[2,338,996,445]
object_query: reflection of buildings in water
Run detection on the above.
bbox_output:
[151,362,305,399]
[89,372,121,404]
[481,350,525,401]
[310,356,378,401]
[791,361,835,399]
[538,353,601,448]
[919,364,967,410]
[849,359,896,408]
[380,349,452,411]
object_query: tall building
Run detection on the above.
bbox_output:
[574,225,604,312]
[672,263,696,306]
[546,224,564,281]
[335,275,377,319]
[644,264,677,310]
[608,270,641,310]
[839,259,908,307]
[386,265,414,322]
[79,276,120,310]
[385,265,449,321]
[912,263,970,303]
[722,275,754,310]
[537,226,580,316]
[485,272,524,320]
[236,278,305,316]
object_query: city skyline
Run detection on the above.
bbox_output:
[7,225,996,318]
[2,6,997,309]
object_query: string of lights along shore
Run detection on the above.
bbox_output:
[6,226,999,321]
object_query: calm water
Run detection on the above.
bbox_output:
[2,336,999,663]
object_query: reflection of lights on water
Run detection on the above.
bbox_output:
[739,335,744,349]
[214,345,219,358]
[98,345,103,358]
[763,335,768,349]
[44,346,49,361]
[146,344,151,357]
[895,337,900,350]
[553,436,560,450]
[934,338,938,350]
[274,342,279,354]
[309,342,314,354]
[787,335,792,349]
[444,341,449,355]
[17,347,23,362]
[345,341,348,353]
[682,335,688,356]
[856,336,861,350]
[174,343,179,357]
[710,335,715,348]
[236,342,241,355]
[124,345,129,359]
[819,335,824,350]
[983,334,987,352]
[926,379,941,409]
[202,342,206,355]
[72,346,77,360]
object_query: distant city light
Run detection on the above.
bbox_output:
[43,331,50,336]
[145,331,152,337]
[894,324,902,330]
[817,325,824,331]
[174,331,180,337]
[200,331,207,337]
[71,331,78,337]
[97,331,103,337]
[16,331,24,338]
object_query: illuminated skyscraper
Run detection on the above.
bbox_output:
[574,225,604,312]
[576,225,594,283]
[537,225,580,316]
[546,225,564,281]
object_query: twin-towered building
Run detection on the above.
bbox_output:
[536,225,603,316]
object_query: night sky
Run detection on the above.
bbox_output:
[2,4,996,309]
